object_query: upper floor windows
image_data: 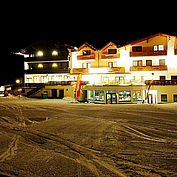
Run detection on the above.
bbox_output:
[153,45,164,51]
[82,50,91,56]
[132,46,142,52]
[108,49,117,54]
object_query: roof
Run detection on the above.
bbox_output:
[78,42,97,51]
[100,42,117,51]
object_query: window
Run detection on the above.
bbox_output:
[160,76,166,80]
[159,59,165,66]
[119,91,131,102]
[171,76,177,81]
[82,63,91,68]
[108,62,113,68]
[133,90,142,101]
[115,77,124,84]
[82,50,91,55]
[87,90,93,101]
[133,60,143,66]
[146,60,152,66]
[94,90,104,101]
[132,46,142,52]
[161,94,167,102]
[174,95,177,102]
[108,49,117,54]
[154,45,164,51]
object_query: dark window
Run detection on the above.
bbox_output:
[108,49,117,54]
[174,95,177,102]
[82,50,91,55]
[146,60,152,66]
[132,46,142,52]
[108,62,114,68]
[171,76,177,81]
[161,94,167,102]
[160,76,166,80]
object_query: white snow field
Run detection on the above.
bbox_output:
[0,96,177,177]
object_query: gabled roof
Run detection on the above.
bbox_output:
[121,33,177,47]
[78,42,97,51]
[100,42,117,51]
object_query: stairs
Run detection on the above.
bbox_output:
[27,84,45,98]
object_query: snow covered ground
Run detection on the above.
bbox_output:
[0,96,177,177]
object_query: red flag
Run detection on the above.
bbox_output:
[75,74,82,99]
[146,79,153,100]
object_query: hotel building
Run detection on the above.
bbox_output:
[19,33,177,104]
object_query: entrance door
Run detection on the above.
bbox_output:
[52,89,57,98]
[59,89,64,99]
[106,93,117,104]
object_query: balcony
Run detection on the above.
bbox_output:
[101,53,120,59]
[25,68,70,74]
[72,68,89,74]
[145,80,177,85]
[175,49,177,55]
[130,65,168,71]
[108,67,125,73]
[77,54,96,60]
[130,47,167,57]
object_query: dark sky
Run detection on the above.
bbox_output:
[2,3,176,85]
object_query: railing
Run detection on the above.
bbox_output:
[77,54,96,60]
[108,67,125,73]
[130,65,168,71]
[25,69,70,74]
[101,53,120,59]
[72,68,89,74]
[145,80,177,85]
[130,47,167,57]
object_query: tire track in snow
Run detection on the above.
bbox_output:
[0,135,20,162]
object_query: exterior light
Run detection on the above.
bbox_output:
[37,51,43,57]
[38,64,43,68]
[52,50,58,56]
[16,79,20,84]
[52,63,58,67]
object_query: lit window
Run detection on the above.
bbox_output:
[38,64,43,68]
[37,51,43,57]
[52,63,58,67]
[52,50,58,56]
[82,50,91,55]
[153,45,164,51]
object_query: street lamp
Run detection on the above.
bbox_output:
[16,79,20,84]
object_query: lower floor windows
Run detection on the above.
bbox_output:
[119,91,131,102]
[133,90,142,101]
[161,94,167,102]
[94,90,104,101]
[174,95,177,102]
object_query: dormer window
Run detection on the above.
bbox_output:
[82,50,91,55]
[37,51,44,57]
[52,50,58,56]
[108,49,117,54]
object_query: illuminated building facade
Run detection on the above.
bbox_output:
[21,33,177,103]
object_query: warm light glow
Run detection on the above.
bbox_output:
[52,63,58,67]
[52,50,58,56]
[38,64,43,68]
[16,79,20,84]
[37,51,43,57]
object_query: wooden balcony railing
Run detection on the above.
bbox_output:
[130,65,168,71]
[72,68,89,74]
[145,80,177,85]
[101,53,120,59]
[77,54,96,60]
[130,47,167,57]
[108,67,125,73]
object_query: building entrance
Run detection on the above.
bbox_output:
[106,93,117,104]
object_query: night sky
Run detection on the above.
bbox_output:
[2,3,176,86]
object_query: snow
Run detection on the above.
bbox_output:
[0,96,177,176]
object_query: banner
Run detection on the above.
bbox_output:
[145,79,153,100]
[75,74,82,99]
